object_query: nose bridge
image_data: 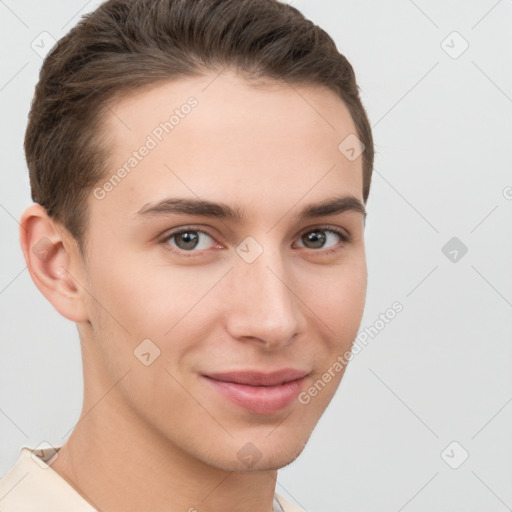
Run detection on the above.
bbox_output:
[225,239,302,345]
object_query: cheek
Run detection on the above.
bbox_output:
[296,263,366,415]
[80,255,210,414]
[299,257,367,343]
[82,250,227,386]
[84,248,211,337]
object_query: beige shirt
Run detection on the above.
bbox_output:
[0,446,304,511]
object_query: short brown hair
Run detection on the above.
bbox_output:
[25,0,374,252]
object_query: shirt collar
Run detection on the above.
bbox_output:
[1,445,300,511]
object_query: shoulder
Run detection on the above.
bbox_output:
[0,447,43,511]
[0,446,96,511]
[275,492,307,512]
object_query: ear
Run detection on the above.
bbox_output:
[19,203,89,323]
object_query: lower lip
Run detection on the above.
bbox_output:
[203,376,307,414]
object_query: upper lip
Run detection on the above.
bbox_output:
[204,369,309,387]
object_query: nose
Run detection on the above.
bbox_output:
[224,244,305,349]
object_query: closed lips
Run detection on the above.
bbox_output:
[203,369,309,387]
[202,370,309,414]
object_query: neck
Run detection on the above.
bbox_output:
[49,369,278,512]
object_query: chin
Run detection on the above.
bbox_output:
[212,434,310,473]
[259,442,308,472]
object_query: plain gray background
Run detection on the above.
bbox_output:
[1,1,511,511]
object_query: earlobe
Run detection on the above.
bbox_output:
[19,203,89,323]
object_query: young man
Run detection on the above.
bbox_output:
[0,0,374,510]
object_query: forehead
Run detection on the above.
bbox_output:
[91,70,363,223]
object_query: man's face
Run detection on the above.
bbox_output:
[75,70,367,471]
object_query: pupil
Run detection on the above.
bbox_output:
[177,232,199,250]
[304,231,325,249]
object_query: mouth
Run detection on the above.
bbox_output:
[202,369,309,414]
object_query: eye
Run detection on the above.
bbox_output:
[296,227,350,252]
[159,225,351,257]
[162,228,217,253]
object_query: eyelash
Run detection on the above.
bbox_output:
[159,225,351,258]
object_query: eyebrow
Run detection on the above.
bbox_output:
[136,194,366,221]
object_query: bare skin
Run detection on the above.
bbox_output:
[20,69,367,512]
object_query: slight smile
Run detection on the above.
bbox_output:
[202,369,310,414]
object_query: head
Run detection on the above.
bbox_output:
[21,0,374,471]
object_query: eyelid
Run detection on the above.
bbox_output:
[297,224,351,242]
[293,225,351,255]
[159,225,220,253]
